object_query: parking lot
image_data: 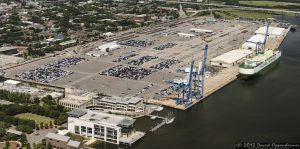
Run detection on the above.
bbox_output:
[4,17,260,98]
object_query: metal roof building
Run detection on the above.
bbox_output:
[190,28,213,33]
[98,42,120,52]
[242,34,266,50]
[210,49,254,68]
[178,32,195,38]
[99,96,142,105]
[45,132,82,149]
[255,26,285,37]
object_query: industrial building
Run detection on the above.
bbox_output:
[45,132,82,149]
[97,42,120,52]
[255,26,285,37]
[0,47,18,55]
[59,88,94,110]
[67,109,145,145]
[0,80,63,99]
[242,34,266,50]
[0,55,24,67]
[210,49,254,68]
[87,96,145,116]
[178,32,195,38]
[190,28,213,33]
[85,50,107,57]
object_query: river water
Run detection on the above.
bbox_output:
[98,17,300,149]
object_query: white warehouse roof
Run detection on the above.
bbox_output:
[4,80,21,85]
[247,34,266,43]
[190,28,213,33]
[255,26,285,36]
[178,32,195,37]
[210,49,253,64]
[98,42,120,52]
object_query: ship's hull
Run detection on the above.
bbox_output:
[239,51,281,78]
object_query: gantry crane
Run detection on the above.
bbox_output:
[167,44,208,107]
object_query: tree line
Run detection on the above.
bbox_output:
[0,89,31,103]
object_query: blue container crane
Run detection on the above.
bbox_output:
[167,44,208,107]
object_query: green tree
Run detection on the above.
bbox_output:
[40,122,44,129]
[49,121,53,128]
[45,123,49,129]
[4,141,10,149]
[35,124,40,130]
[226,0,239,5]
[34,97,40,104]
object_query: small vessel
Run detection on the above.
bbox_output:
[166,117,175,124]
[290,27,296,32]
[154,106,163,112]
[150,116,157,120]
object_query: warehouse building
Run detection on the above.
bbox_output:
[85,50,107,57]
[210,49,254,68]
[0,79,63,99]
[190,28,213,33]
[0,47,18,55]
[0,55,24,67]
[255,26,285,37]
[97,42,120,52]
[178,32,195,38]
[67,109,145,145]
[87,96,145,116]
[242,34,266,50]
[45,132,82,149]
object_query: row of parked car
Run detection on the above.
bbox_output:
[113,54,138,63]
[153,43,177,51]
[128,56,158,66]
[150,59,181,70]
[45,57,87,69]
[118,39,154,47]
[100,65,155,80]
[17,67,73,83]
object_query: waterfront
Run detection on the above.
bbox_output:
[96,18,300,149]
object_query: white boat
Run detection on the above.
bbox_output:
[154,106,164,112]
[150,116,157,120]
[166,117,175,124]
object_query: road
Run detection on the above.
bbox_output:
[167,1,300,15]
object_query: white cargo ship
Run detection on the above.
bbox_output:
[238,50,281,78]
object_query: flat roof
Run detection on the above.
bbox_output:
[99,96,142,105]
[0,46,16,52]
[67,140,81,148]
[118,118,136,127]
[246,34,266,43]
[45,132,70,142]
[7,129,22,135]
[4,80,21,85]
[98,42,120,51]
[178,33,195,36]
[59,96,91,105]
[67,109,87,118]
[0,55,24,66]
[59,40,77,46]
[255,26,285,36]
[75,110,135,127]
[190,28,213,33]
[210,49,253,64]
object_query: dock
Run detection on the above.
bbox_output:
[147,114,175,132]
[145,25,290,111]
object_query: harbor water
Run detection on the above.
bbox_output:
[97,17,300,149]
